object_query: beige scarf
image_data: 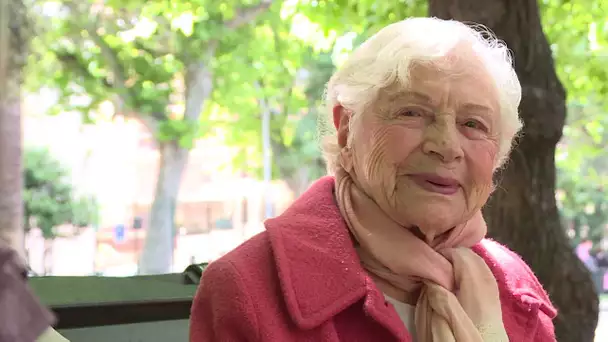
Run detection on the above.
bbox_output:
[335,168,509,342]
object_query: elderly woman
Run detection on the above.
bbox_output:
[190,17,557,342]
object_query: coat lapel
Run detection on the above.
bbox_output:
[264,177,369,329]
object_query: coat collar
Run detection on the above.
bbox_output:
[264,176,556,336]
[264,176,373,329]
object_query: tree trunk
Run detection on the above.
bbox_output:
[284,167,313,198]
[138,142,188,274]
[0,0,25,258]
[272,139,324,198]
[428,1,599,341]
[136,58,213,274]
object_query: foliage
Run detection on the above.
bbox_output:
[28,0,179,132]
[541,0,608,245]
[23,1,608,245]
[209,0,428,191]
[23,147,100,239]
[291,0,426,42]
[205,12,327,191]
[556,101,608,245]
[25,0,427,192]
[70,195,101,228]
[26,0,276,272]
[27,0,275,140]
[541,0,608,108]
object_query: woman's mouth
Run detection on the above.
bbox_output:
[408,173,461,195]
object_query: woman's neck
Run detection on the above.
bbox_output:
[370,272,420,305]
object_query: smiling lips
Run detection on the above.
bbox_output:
[408,173,461,195]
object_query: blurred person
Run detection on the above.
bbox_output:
[576,239,598,272]
[0,241,69,342]
[589,243,608,294]
[593,247,608,268]
[576,239,604,293]
[190,18,556,341]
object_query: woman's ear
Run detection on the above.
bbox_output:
[333,105,351,148]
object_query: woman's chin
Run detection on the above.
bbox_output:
[395,200,467,235]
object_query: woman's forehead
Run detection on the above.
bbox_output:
[377,57,500,112]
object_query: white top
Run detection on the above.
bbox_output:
[384,294,418,341]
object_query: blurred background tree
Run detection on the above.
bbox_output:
[543,0,608,250]
[23,146,100,274]
[557,101,608,246]
[210,17,335,197]
[27,0,275,274]
[0,0,29,257]
[23,147,100,238]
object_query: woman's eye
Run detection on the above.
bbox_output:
[464,120,478,128]
[400,109,423,117]
[463,119,486,131]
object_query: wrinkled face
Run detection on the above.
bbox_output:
[335,44,501,240]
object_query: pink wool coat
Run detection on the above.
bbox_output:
[190,177,557,342]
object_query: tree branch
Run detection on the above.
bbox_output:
[178,1,275,126]
[580,125,604,149]
[54,51,112,88]
[133,40,172,58]
[184,61,213,121]
[124,110,159,134]
[224,0,274,30]
[255,78,294,151]
[64,2,140,113]
[55,50,160,132]
[63,1,164,131]
[66,3,126,87]
[269,20,296,121]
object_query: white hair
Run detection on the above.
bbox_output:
[320,17,523,174]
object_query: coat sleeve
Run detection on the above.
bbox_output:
[189,259,259,342]
[534,310,556,342]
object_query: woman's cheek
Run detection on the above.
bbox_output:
[466,140,497,202]
[466,138,497,169]
[382,126,422,164]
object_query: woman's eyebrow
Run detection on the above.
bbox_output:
[385,90,434,104]
[459,102,495,114]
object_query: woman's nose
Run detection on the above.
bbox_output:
[421,118,464,164]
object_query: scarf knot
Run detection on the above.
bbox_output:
[335,168,508,342]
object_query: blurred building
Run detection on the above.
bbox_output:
[22,91,294,274]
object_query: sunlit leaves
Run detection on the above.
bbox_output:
[556,99,608,240]
[541,0,608,106]
[207,9,326,181]
[207,0,427,184]
[294,0,426,40]
[157,118,199,149]
[28,0,275,149]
